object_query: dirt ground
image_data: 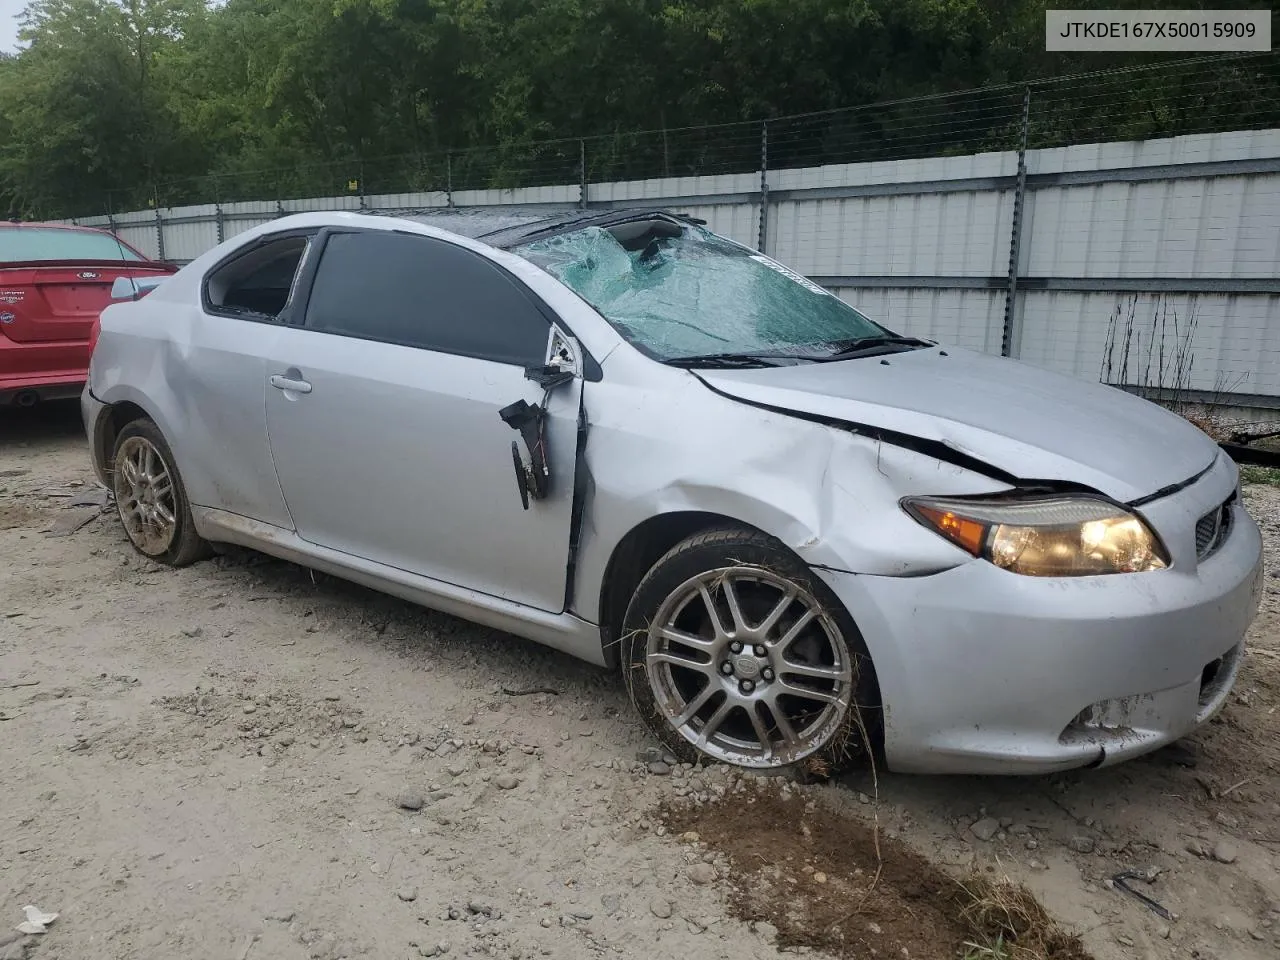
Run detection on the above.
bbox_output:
[2,401,1278,960]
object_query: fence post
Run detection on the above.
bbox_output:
[359,161,368,210]
[1001,87,1031,358]
[758,120,770,253]
[213,179,225,244]
[578,139,588,210]
[446,152,454,208]
[153,186,167,263]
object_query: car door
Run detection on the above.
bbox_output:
[263,227,584,613]
[177,229,317,529]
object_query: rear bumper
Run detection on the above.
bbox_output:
[0,333,90,404]
[0,374,86,405]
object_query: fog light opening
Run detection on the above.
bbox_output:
[1198,656,1224,708]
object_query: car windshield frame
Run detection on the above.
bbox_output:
[0,226,146,265]
[510,217,903,363]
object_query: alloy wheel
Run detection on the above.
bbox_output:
[645,566,854,767]
[113,435,178,556]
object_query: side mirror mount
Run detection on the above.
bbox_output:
[523,325,583,391]
[505,324,583,510]
[545,325,582,378]
[110,275,166,301]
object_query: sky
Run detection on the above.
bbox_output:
[1,0,21,52]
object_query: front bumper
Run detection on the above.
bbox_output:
[818,454,1264,775]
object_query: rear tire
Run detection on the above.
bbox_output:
[620,526,879,778]
[111,418,210,567]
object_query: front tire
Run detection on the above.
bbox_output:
[111,418,210,567]
[621,527,879,777]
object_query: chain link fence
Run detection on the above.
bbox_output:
[79,51,1279,219]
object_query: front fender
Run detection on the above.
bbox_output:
[570,370,1010,625]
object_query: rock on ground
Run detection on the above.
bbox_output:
[969,818,1000,841]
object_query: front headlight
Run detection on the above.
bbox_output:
[902,495,1168,576]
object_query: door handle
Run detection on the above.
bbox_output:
[270,374,312,394]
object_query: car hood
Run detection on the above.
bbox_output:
[698,346,1220,503]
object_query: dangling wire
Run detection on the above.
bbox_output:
[533,386,553,477]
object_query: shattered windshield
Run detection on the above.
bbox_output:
[512,221,891,361]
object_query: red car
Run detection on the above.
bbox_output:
[0,221,176,407]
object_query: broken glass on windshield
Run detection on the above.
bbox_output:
[512,221,893,361]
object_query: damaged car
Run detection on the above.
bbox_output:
[82,208,1263,776]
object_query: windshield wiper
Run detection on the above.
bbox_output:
[822,335,932,358]
[661,352,786,369]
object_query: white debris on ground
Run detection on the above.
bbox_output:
[15,907,57,936]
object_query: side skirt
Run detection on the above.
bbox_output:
[193,506,607,666]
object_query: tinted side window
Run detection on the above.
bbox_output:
[304,231,551,366]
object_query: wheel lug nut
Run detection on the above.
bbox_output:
[729,641,743,654]
[753,645,767,657]
[762,668,774,681]
[740,679,755,693]
[720,661,734,675]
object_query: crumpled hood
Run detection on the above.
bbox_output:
[699,346,1220,503]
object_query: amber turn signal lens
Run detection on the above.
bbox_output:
[912,505,987,556]
[904,494,1169,576]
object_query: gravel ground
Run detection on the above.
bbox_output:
[1,402,1278,960]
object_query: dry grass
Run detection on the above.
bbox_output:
[662,785,1092,960]
[951,876,1089,960]
[1242,465,1280,487]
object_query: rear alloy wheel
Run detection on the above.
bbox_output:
[622,528,878,776]
[111,419,210,566]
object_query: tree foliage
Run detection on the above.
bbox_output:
[0,0,1274,218]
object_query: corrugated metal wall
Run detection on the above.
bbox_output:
[1014,131,1280,399]
[837,288,1008,356]
[67,128,1280,404]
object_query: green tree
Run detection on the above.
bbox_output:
[0,0,204,216]
[0,0,1275,218]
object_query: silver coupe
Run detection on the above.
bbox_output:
[82,208,1263,776]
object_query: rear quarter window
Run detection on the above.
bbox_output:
[203,234,312,322]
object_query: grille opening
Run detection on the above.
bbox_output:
[1194,495,1234,560]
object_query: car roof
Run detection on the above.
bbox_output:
[390,207,705,249]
